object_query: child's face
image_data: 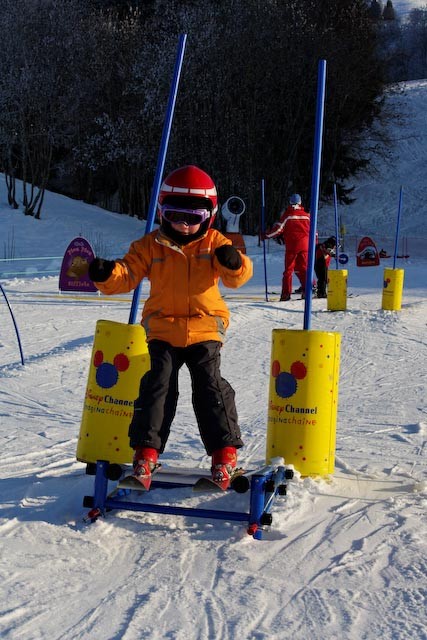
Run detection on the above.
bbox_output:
[170,221,202,235]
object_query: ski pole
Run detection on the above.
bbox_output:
[128,33,187,324]
[0,283,24,365]
[261,178,268,301]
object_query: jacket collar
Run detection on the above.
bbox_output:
[156,228,209,250]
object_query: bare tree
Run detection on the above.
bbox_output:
[0,0,94,218]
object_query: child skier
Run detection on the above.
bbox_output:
[88,165,253,487]
[314,236,336,298]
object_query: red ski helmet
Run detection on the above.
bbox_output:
[158,165,218,228]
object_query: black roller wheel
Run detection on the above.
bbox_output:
[278,484,287,496]
[231,474,250,494]
[260,512,273,526]
[85,463,97,476]
[107,463,123,481]
[265,479,275,493]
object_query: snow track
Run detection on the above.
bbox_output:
[1,80,427,637]
[1,271,426,639]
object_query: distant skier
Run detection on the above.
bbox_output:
[314,236,336,298]
[88,166,253,487]
[263,194,311,301]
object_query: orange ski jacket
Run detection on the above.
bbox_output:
[94,228,253,347]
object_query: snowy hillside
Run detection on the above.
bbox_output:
[319,79,427,243]
[0,80,426,640]
[393,0,427,19]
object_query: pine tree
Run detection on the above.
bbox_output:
[383,1,396,21]
[369,0,383,21]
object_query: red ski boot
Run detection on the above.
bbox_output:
[211,446,237,489]
[132,447,159,490]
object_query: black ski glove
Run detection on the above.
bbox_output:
[214,245,242,270]
[88,257,115,282]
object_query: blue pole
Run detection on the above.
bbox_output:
[261,178,268,301]
[303,59,327,331]
[393,186,403,270]
[0,283,25,365]
[128,33,187,324]
[333,183,339,269]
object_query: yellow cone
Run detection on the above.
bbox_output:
[327,269,347,311]
[77,320,150,464]
[266,329,341,476]
[382,268,404,311]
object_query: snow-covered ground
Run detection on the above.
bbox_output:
[0,81,426,640]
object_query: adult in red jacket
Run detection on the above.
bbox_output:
[265,194,311,301]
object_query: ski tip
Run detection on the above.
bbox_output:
[192,469,248,493]
[192,477,228,492]
[117,463,162,492]
[118,474,152,492]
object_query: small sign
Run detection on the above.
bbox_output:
[59,237,97,292]
[338,253,349,265]
[356,236,380,267]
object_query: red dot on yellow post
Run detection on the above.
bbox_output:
[291,361,307,379]
[272,360,281,377]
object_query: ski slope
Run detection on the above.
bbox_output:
[0,81,426,639]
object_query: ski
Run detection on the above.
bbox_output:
[268,289,314,296]
[192,468,249,493]
[294,286,317,294]
[116,463,162,492]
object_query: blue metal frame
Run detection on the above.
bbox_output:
[333,183,339,270]
[85,459,291,540]
[304,59,327,330]
[261,178,269,302]
[393,186,403,270]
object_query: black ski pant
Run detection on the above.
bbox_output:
[128,339,243,455]
[314,257,328,297]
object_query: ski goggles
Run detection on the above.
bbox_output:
[160,205,211,226]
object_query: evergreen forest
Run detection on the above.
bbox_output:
[0,0,425,231]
